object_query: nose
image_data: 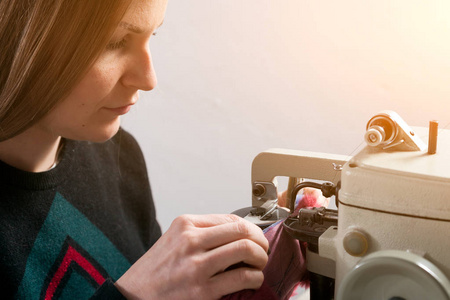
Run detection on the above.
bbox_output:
[121,44,157,91]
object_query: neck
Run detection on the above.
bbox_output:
[0,126,62,173]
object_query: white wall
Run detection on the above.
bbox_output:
[122,0,450,232]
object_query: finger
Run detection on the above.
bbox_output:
[197,219,269,253]
[180,214,244,228]
[203,239,268,277]
[208,267,264,298]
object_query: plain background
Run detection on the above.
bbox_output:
[122,0,450,232]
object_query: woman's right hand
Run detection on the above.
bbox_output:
[115,214,269,300]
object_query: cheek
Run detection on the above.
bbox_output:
[69,68,117,109]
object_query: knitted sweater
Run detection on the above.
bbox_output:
[0,129,161,299]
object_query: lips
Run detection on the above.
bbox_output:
[104,104,134,115]
[104,93,138,116]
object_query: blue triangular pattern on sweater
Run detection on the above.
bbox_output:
[16,192,131,299]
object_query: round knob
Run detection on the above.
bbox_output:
[337,250,450,300]
[343,229,369,257]
[252,184,266,197]
[364,125,386,147]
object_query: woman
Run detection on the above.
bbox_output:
[0,0,271,299]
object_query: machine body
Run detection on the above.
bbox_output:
[244,111,450,299]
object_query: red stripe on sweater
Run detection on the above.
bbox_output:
[44,245,106,299]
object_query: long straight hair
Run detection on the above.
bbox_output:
[0,0,132,141]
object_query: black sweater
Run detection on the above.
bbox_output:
[0,129,161,299]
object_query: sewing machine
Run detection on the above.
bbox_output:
[241,111,450,300]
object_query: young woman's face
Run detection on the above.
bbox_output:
[38,0,167,142]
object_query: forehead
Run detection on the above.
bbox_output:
[121,0,167,32]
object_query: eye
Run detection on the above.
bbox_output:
[106,38,127,50]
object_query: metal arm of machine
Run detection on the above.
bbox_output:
[251,148,349,212]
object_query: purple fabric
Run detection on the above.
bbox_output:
[262,220,309,299]
[221,221,309,300]
[222,193,321,300]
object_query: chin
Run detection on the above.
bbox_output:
[90,124,121,143]
[70,120,121,143]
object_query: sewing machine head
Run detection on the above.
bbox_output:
[245,110,450,299]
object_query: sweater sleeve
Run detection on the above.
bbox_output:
[89,278,127,300]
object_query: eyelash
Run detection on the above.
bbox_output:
[106,39,127,50]
[106,32,158,51]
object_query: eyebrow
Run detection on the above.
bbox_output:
[119,19,164,34]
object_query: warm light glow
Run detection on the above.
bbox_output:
[259,1,450,125]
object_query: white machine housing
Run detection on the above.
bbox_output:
[249,111,450,299]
